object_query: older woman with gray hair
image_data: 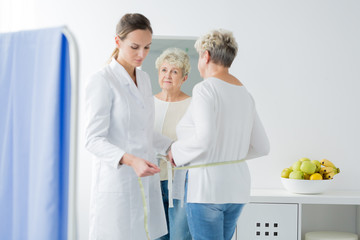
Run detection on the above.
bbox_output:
[171,29,270,240]
[154,48,192,240]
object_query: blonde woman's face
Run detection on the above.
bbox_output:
[158,62,187,92]
[116,29,152,68]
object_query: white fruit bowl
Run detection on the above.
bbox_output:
[281,177,333,194]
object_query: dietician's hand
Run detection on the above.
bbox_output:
[120,153,160,177]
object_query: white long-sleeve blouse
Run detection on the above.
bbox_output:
[171,77,270,204]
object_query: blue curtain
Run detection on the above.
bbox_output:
[0,27,71,240]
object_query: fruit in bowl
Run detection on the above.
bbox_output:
[289,170,304,180]
[280,158,340,194]
[300,161,316,175]
[281,177,333,194]
[281,168,292,178]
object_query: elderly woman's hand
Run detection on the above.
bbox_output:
[167,150,176,167]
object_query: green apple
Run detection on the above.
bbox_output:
[292,161,302,171]
[299,157,310,162]
[311,160,321,173]
[281,168,293,178]
[289,170,304,179]
[300,161,316,175]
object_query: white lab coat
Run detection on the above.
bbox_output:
[85,59,171,240]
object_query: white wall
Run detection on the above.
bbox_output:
[1,0,360,239]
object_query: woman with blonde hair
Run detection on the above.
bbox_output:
[171,29,270,240]
[153,48,192,240]
[85,13,172,239]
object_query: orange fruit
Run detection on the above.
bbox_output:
[310,173,323,180]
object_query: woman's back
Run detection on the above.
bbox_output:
[175,77,255,165]
[207,77,255,163]
[173,76,270,203]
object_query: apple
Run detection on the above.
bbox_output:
[281,168,293,178]
[311,160,321,173]
[299,157,310,162]
[300,161,316,175]
[292,161,302,171]
[289,170,304,179]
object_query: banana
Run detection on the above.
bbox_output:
[323,172,336,179]
[320,159,336,168]
[319,166,340,175]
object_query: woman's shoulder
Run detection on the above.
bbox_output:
[192,79,217,97]
[89,64,112,80]
[135,68,152,91]
[183,95,192,101]
[204,77,248,93]
[136,68,150,81]
[196,77,227,89]
[171,95,192,106]
[205,77,243,86]
[153,95,166,103]
[178,92,191,101]
[86,65,113,90]
[193,79,210,90]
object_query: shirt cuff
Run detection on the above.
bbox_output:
[114,150,126,169]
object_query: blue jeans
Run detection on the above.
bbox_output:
[185,174,245,240]
[156,180,192,240]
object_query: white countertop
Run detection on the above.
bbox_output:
[250,189,360,205]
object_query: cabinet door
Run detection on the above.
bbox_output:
[237,203,298,240]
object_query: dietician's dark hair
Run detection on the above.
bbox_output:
[109,13,153,62]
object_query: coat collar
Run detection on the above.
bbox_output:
[109,58,145,107]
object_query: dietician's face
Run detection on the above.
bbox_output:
[116,29,152,68]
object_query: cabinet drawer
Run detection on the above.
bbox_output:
[237,203,298,240]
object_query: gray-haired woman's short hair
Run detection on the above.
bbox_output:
[194,29,238,68]
[155,48,191,77]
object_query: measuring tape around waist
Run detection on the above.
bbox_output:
[138,158,246,239]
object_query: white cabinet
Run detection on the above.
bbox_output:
[234,189,360,240]
[236,203,298,240]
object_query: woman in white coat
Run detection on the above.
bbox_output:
[170,29,270,240]
[85,13,172,239]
